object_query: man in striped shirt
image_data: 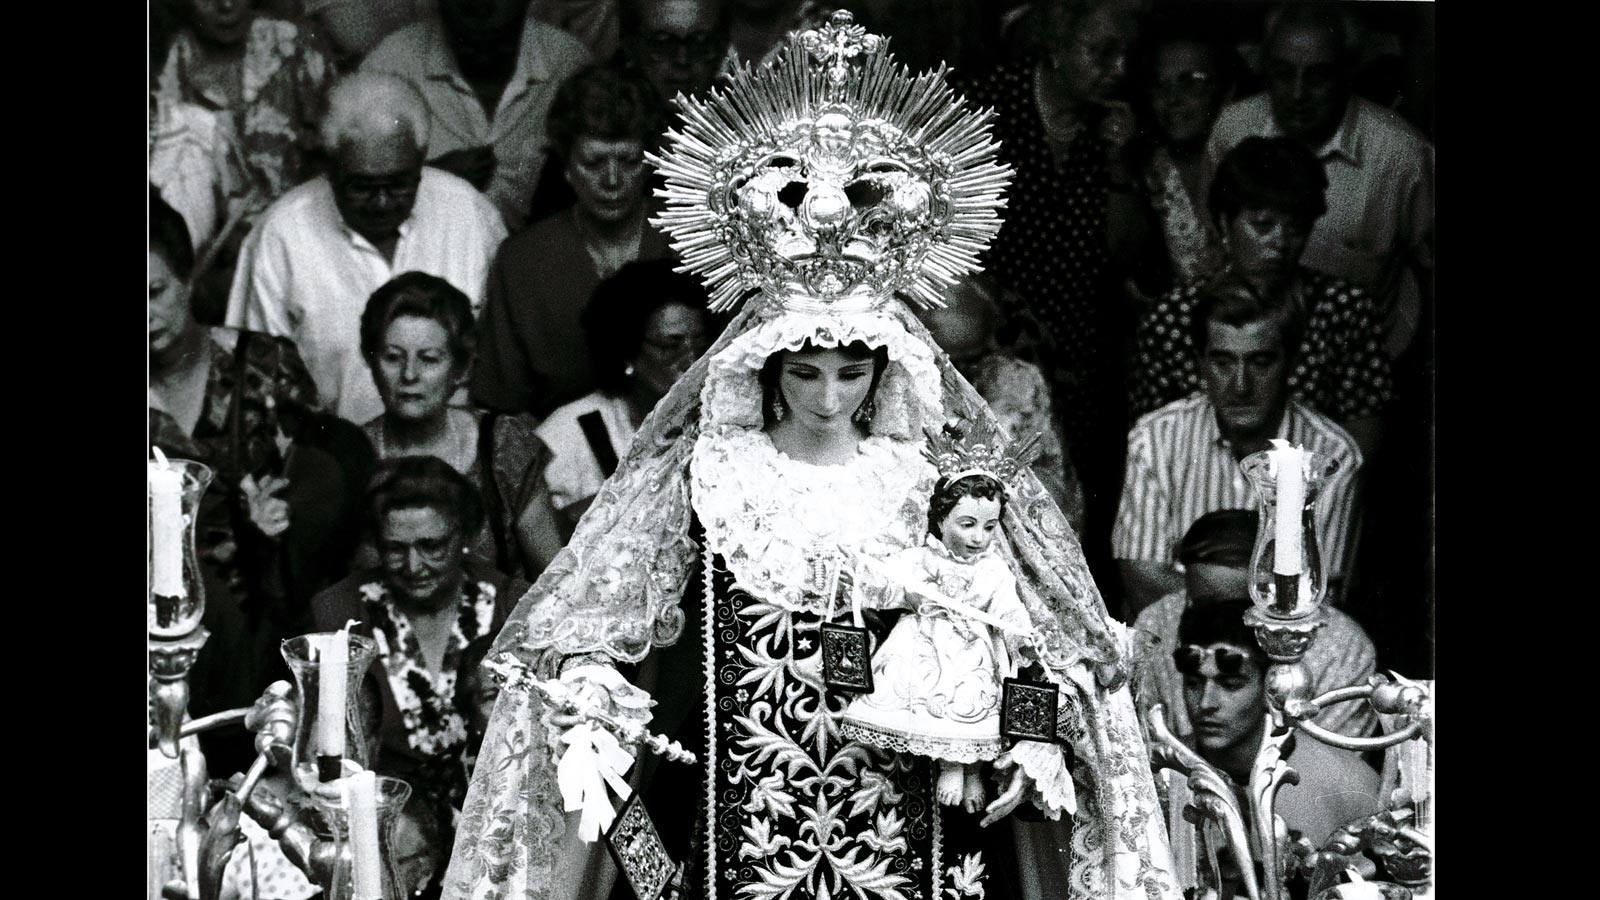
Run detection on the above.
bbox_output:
[1113,273,1361,615]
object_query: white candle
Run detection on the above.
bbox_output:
[149,452,186,599]
[318,627,350,761]
[1268,440,1305,577]
[346,770,383,899]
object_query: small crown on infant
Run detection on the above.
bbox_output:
[922,419,1043,491]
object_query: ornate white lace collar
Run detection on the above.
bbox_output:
[691,429,936,610]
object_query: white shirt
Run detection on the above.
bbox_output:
[225,167,506,423]
[149,96,246,253]
[535,392,637,511]
[1207,94,1435,358]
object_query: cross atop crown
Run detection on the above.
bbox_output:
[800,11,881,94]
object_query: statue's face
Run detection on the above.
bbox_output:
[724,106,944,301]
[938,495,1002,560]
[774,346,879,437]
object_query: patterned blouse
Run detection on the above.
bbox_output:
[157,17,334,212]
[1142,147,1225,287]
[1129,268,1394,422]
[359,576,501,808]
[960,59,1117,446]
[149,328,319,586]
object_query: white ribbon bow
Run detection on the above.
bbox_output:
[556,721,637,843]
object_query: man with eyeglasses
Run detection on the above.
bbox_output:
[1205,3,1433,360]
[1130,509,1376,747]
[362,0,593,231]
[1171,598,1380,851]
[619,0,730,116]
[227,72,508,424]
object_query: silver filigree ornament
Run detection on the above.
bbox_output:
[648,10,1013,314]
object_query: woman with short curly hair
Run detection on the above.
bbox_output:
[360,271,565,581]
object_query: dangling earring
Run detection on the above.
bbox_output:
[770,392,787,422]
[625,362,636,378]
[852,396,876,427]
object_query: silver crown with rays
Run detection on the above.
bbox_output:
[923,419,1044,491]
[647,10,1012,314]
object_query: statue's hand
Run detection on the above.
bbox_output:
[545,659,654,740]
[979,764,1032,827]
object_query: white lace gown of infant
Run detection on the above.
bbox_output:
[841,536,1033,762]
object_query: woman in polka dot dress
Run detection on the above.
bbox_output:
[961,0,1145,559]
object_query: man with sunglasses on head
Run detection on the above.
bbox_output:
[227,72,508,425]
[1130,510,1376,747]
[1172,599,1380,850]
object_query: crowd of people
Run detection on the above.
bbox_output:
[149,1,1434,897]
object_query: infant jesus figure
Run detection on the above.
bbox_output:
[840,428,1056,813]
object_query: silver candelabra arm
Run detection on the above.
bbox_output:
[1247,718,1298,900]
[1284,675,1430,752]
[1146,705,1263,900]
[484,656,700,766]
[1298,807,1432,898]
[1245,609,1433,899]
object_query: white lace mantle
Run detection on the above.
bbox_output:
[690,429,936,609]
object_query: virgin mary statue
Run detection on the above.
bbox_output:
[442,13,1178,900]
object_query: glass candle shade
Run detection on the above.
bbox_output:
[1238,447,1341,618]
[148,457,213,638]
[283,633,380,795]
[309,775,413,900]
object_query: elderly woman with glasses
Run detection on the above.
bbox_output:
[1132,18,1243,293]
[311,456,528,815]
[533,259,712,537]
[959,0,1146,575]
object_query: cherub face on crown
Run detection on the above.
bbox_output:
[726,108,943,300]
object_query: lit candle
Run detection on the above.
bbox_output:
[1267,440,1306,614]
[149,449,186,603]
[346,770,383,900]
[1269,440,1305,576]
[317,625,350,780]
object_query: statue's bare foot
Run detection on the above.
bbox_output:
[936,762,965,806]
[961,767,986,814]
